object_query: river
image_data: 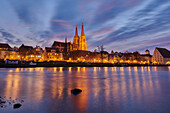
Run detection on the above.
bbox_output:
[0,66,170,113]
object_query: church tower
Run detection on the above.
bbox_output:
[79,23,87,51]
[73,25,79,51]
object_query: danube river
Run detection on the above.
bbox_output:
[0,66,170,113]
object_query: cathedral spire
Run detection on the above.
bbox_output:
[75,25,78,36]
[65,36,67,43]
[73,25,80,51]
[79,23,87,51]
[81,23,85,36]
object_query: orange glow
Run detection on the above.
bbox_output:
[104,67,108,72]
[134,67,138,72]
[166,61,170,64]
[40,67,44,72]
[77,67,80,71]
[21,68,23,71]
[59,67,63,72]
[53,67,57,72]
[154,66,157,71]
[9,69,13,72]
[112,67,114,71]
[16,68,19,72]
[82,67,86,71]
[133,60,138,63]
[69,67,72,72]
[141,66,144,72]
[153,61,157,64]
[128,67,131,72]
[120,67,124,72]
[94,67,97,72]
[33,72,44,100]
[29,68,33,72]
[148,66,151,72]
[4,73,21,99]
[120,60,124,63]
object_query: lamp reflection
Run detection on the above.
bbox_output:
[59,67,63,72]
[26,70,45,101]
[104,67,110,102]
[53,67,57,72]
[69,67,72,72]
[77,67,80,72]
[134,66,141,103]
[120,67,127,100]
[94,67,97,72]
[141,66,144,72]
[82,67,86,71]
[15,68,19,72]
[93,67,99,97]
[40,67,44,72]
[29,68,33,72]
[71,70,89,112]
[5,71,22,99]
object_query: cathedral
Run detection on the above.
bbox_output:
[73,23,87,51]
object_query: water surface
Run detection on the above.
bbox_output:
[0,66,170,113]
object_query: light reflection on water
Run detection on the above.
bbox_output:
[0,66,170,113]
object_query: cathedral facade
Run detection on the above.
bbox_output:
[73,24,87,51]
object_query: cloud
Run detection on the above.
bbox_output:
[0,0,169,53]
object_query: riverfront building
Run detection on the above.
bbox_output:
[152,47,170,64]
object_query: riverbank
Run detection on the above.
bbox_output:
[0,62,169,68]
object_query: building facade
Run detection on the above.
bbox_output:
[52,39,71,53]
[72,24,87,51]
[152,47,170,64]
[43,47,63,61]
[0,43,20,60]
[140,49,152,64]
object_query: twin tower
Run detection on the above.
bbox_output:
[73,24,87,51]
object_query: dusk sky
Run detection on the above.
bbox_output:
[0,0,170,54]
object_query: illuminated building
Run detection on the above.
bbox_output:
[140,49,152,64]
[79,23,87,51]
[0,43,12,59]
[145,49,150,55]
[73,26,79,51]
[0,43,11,50]
[0,43,20,60]
[19,44,43,61]
[52,38,72,53]
[19,44,34,61]
[152,47,170,64]
[72,24,87,51]
[34,46,44,62]
[43,47,63,61]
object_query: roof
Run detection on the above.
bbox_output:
[0,43,12,49]
[52,41,70,47]
[71,50,91,53]
[156,47,170,58]
[19,44,33,50]
[145,49,149,52]
[45,47,60,53]
[100,51,109,54]
[140,54,152,57]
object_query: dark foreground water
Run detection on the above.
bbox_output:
[0,66,170,113]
